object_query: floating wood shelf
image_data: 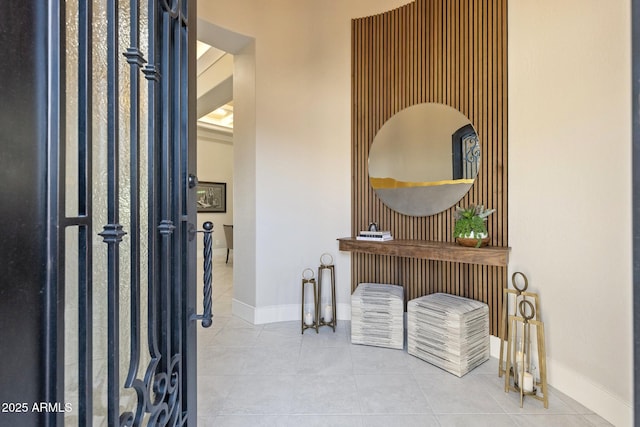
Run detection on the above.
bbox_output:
[338,238,510,267]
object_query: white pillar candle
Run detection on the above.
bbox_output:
[324,305,333,322]
[304,311,314,326]
[516,351,529,372]
[523,372,534,392]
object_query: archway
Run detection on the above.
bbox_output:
[197,19,257,323]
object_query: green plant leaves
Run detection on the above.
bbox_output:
[453,204,495,239]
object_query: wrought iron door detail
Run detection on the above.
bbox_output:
[58,0,197,425]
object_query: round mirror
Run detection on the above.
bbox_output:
[368,103,480,216]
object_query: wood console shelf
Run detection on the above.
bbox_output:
[338,238,510,267]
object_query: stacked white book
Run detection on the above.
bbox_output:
[407,293,489,377]
[351,283,404,350]
[356,230,393,241]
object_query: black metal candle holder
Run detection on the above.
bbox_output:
[317,253,337,332]
[301,268,318,334]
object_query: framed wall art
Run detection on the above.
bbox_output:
[197,181,226,213]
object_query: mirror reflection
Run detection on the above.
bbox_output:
[368,103,480,217]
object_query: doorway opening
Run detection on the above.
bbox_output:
[195,19,257,325]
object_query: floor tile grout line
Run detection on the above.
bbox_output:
[195,256,613,426]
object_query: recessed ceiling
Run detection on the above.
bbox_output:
[198,101,234,130]
[196,40,233,131]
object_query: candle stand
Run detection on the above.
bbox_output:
[301,268,319,334]
[502,272,548,408]
[317,253,337,332]
[499,272,540,377]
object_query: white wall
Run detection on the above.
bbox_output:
[197,128,234,250]
[198,1,633,424]
[509,1,632,425]
[231,40,258,309]
[198,0,412,321]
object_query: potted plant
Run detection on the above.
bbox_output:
[453,205,495,247]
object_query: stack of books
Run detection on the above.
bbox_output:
[356,230,393,241]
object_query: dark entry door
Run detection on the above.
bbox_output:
[0,0,199,425]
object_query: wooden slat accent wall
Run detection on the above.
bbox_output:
[351,0,508,336]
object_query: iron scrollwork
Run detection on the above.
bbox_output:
[464,136,481,164]
[116,0,193,425]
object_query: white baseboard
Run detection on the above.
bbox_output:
[336,302,351,321]
[254,303,299,324]
[546,358,631,427]
[228,304,630,426]
[488,336,630,426]
[489,335,501,359]
[231,300,351,325]
[230,298,256,324]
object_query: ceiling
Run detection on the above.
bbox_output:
[196,40,233,133]
[199,101,234,129]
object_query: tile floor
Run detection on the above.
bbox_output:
[196,256,612,426]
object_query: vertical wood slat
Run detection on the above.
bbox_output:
[351,0,508,336]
